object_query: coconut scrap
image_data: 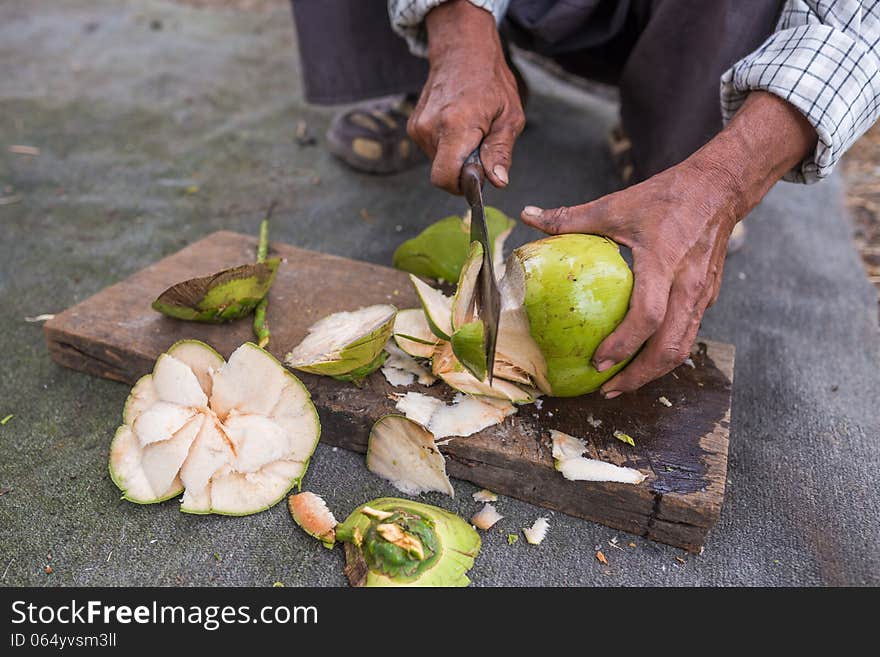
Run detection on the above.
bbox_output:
[394,391,516,439]
[381,342,436,387]
[523,517,549,545]
[410,275,453,340]
[110,341,320,515]
[471,504,504,530]
[366,415,455,497]
[285,304,396,376]
[550,429,646,485]
[288,492,337,548]
[472,489,498,503]
[393,308,439,359]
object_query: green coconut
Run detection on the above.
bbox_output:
[152,259,281,323]
[109,340,321,515]
[336,498,481,587]
[285,304,397,377]
[503,234,633,396]
[392,207,515,282]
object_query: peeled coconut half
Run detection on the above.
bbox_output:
[109,340,320,515]
[366,414,454,497]
[285,304,396,377]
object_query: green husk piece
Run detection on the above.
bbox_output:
[285,304,397,377]
[331,350,389,386]
[253,211,273,347]
[451,320,487,382]
[336,498,481,587]
[409,275,453,340]
[392,207,515,282]
[451,240,483,330]
[152,258,280,323]
[613,430,635,447]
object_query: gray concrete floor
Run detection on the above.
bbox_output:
[1,0,878,586]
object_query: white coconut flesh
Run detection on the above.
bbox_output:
[109,426,185,503]
[110,342,320,514]
[123,374,159,427]
[451,241,482,330]
[152,353,208,408]
[140,414,205,496]
[550,430,646,484]
[523,517,550,545]
[285,304,396,371]
[166,340,224,397]
[209,460,306,516]
[493,223,513,282]
[471,503,504,530]
[366,414,454,497]
[472,489,498,503]
[495,264,552,394]
[395,391,516,439]
[393,308,439,359]
[381,341,436,387]
[431,341,534,402]
[410,274,454,340]
[288,491,337,546]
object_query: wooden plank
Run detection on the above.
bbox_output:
[44,230,734,551]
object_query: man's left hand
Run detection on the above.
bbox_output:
[520,91,818,397]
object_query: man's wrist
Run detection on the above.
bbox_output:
[686,91,818,221]
[425,0,500,64]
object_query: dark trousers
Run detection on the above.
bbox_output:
[290,0,782,180]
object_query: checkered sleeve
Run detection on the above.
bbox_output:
[721,1,880,183]
[388,0,510,57]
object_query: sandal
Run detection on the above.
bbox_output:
[326,93,426,175]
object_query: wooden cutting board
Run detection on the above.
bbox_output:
[45,231,734,551]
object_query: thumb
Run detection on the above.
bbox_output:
[520,197,618,238]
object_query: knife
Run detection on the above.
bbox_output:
[459,147,501,385]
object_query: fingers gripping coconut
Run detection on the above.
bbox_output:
[110,340,320,515]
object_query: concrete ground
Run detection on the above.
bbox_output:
[1,0,878,587]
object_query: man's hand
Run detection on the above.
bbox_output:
[521,92,817,397]
[409,0,525,193]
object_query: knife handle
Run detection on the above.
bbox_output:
[460,147,485,191]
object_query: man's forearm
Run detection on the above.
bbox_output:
[425,0,500,64]
[690,91,818,221]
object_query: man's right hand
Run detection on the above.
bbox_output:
[408,0,525,194]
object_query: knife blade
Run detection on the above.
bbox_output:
[459,147,500,385]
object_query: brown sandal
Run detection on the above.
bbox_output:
[325,94,426,175]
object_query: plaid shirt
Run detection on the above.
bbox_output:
[389,0,880,183]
